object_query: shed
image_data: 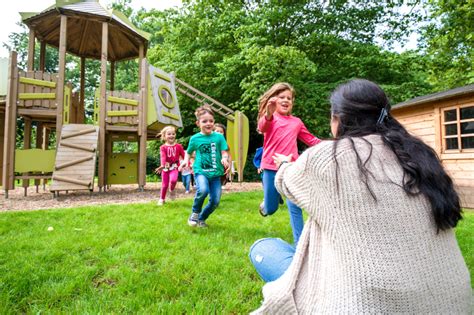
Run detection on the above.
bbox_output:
[391,84,474,209]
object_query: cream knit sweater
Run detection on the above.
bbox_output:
[252,135,471,314]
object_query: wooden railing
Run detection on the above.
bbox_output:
[18,71,58,109]
[106,90,140,126]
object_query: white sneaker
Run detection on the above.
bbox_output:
[185,190,190,194]
[188,212,199,227]
[157,199,164,206]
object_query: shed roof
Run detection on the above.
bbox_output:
[20,0,150,62]
[392,84,474,111]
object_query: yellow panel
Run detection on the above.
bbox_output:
[147,80,157,127]
[19,76,56,88]
[63,86,71,124]
[107,110,138,117]
[19,93,56,100]
[108,96,139,106]
[15,149,56,173]
[232,111,249,181]
[162,111,180,120]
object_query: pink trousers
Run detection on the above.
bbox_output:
[161,169,179,200]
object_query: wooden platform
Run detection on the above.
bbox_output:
[50,124,99,193]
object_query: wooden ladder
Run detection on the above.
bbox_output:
[50,124,99,195]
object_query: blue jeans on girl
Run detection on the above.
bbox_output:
[192,174,222,221]
[262,169,304,245]
[182,173,191,192]
[249,237,295,282]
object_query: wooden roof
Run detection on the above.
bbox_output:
[393,84,474,111]
[20,0,150,62]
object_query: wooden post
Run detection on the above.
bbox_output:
[22,118,32,194]
[3,51,19,196]
[80,57,85,111]
[42,125,50,189]
[56,15,67,143]
[39,41,46,71]
[110,61,115,92]
[27,28,35,71]
[35,122,44,190]
[98,22,108,190]
[138,45,147,190]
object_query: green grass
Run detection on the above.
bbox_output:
[456,211,474,283]
[0,193,472,313]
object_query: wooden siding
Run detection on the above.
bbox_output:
[392,95,474,209]
[18,71,58,109]
[106,90,140,126]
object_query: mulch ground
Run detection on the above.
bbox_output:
[0,181,262,212]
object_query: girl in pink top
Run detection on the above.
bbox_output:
[257,82,320,245]
[156,126,185,206]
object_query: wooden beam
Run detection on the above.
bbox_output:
[138,47,147,189]
[22,118,32,188]
[35,122,44,187]
[78,20,90,56]
[61,142,95,153]
[56,15,67,142]
[55,155,93,170]
[98,22,108,189]
[61,128,96,140]
[110,61,115,91]
[39,41,46,71]
[3,51,18,192]
[27,28,35,71]
[80,57,85,110]
[53,175,91,187]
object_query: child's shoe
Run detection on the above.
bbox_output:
[259,201,267,217]
[188,212,199,227]
[185,190,190,194]
[197,220,208,228]
[157,199,165,206]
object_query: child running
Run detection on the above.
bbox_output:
[214,123,233,187]
[257,82,321,245]
[179,105,230,228]
[156,126,185,206]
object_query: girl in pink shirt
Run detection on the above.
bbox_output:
[155,126,185,206]
[257,82,320,245]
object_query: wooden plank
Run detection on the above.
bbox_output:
[25,71,34,107]
[53,175,91,187]
[56,15,67,143]
[80,57,85,111]
[107,110,138,117]
[61,142,95,152]
[138,52,147,188]
[22,119,32,188]
[39,41,46,72]
[55,155,93,170]
[34,71,42,107]
[16,175,52,180]
[19,93,56,100]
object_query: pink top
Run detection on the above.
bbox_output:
[160,143,185,170]
[258,113,320,171]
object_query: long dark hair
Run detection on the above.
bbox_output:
[330,79,462,231]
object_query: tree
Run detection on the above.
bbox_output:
[420,0,474,89]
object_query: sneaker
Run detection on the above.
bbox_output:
[185,190,190,194]
[197,220,208,228]
[259,201,267,217]
[188,212,199,227]
[157,199,164,206]
[169,189,176,200]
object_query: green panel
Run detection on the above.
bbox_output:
[147,80,157,127]
[107,110,138,117]
[15,149,56,173]
[107,153,138,185]
[63,85,70,124]
[19,93,56,100]
[93,89,100,125]
[108,96,139,106]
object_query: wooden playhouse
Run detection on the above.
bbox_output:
[1,0,249,198]
[392,84,474,209]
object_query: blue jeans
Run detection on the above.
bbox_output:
[262,170,304,245]
[192,174,222,221]
[182,174,191,191]
[249,238,295,282]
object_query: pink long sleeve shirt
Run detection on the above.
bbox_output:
[258,113,320,171]
[160,143,185,169]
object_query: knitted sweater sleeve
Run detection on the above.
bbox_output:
[275,141,334,216]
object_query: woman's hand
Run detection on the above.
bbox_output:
[266,97,277,119]
[272,153,293,168]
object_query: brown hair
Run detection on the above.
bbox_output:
[195,105,215,120]
[257,82,295,122]
[159,125,176,141]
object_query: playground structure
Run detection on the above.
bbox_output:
[1,0,249,198]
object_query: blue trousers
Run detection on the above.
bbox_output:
[192,174,222,221]
[249,238,295,282]
[262,169,304,245]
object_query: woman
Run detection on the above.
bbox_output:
[249,79,471,313]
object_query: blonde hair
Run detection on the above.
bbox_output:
[159,125,176,141]
[195,105,215,120]
[257,82,295,122]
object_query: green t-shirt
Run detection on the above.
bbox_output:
[187,132,229,178]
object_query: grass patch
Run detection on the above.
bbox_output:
[0,193,472,313]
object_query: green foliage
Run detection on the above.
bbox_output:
[420,0,474,89]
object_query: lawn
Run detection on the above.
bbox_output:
[0,192,472,313]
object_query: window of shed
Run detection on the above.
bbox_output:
[442,105,474,151]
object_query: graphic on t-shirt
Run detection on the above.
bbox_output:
[198,143,217,171]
